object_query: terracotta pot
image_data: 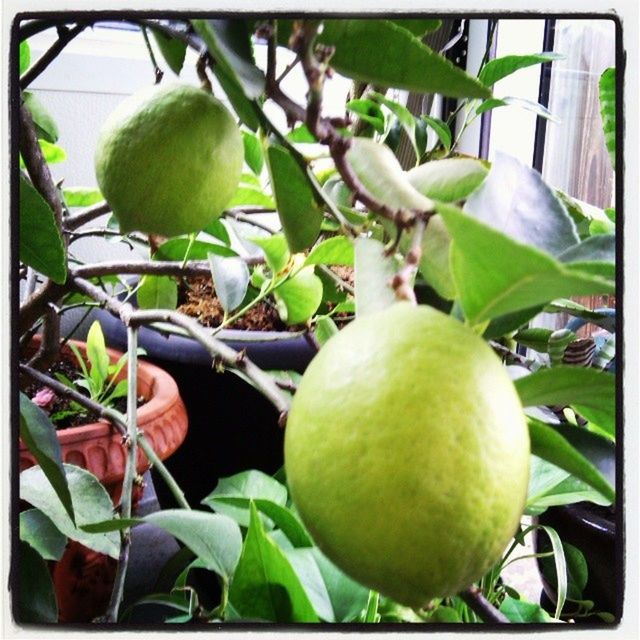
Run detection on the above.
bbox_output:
[20,335,189,494]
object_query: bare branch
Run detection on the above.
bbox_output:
[64,201,111,230]
[459,586,509,624]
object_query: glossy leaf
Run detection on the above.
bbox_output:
[355,237,397,317]
[407,158,488,202]
[475,96,557,122]
[274,267,323,325]
[155,237,236,261]
[206,470,287,505]
[19,175,66,283]
[20,464,120,558]
[249,234,290,274]
[539,525,567,619]
[599,68,616,169]
[478,52,563,87]
[464,152,579,256]
[227,185,275,209]
[315,315,339,346]
[19,541,58,623]
[23,91,59,142]
[228,502,319,622]
[391,19,442,37]
[20,508,67,561]
[20,40,31,74]
[319,20,491,99]
[347,138,433,211]
[540,542,589,601]
[559,234,615,266]
[418,215,456,299]
[19,393,74,524]
[145,509,242,581]
[305,236,354,267]
[267,145,323,252]
[371,92,418,158]
[499,595,553,622]
[192,19,265,99]
[242,130,264,175]
[346,99,386,133]
[86,320,109,383]
[38,139,66,164]
[527,419,614,503]
[208,253,250,313]
[214,62,261,131]
[437,203,614,325]
[284,547,335,621]
[62,187,103,207]
[516,366,615,439]
[137,275,178,310]
[312,547,370,622]
[151,28,186,75]
[421,115,452,152]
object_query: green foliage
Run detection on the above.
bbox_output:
[354,237,397,317]
[151,28,187,75]
[19,40,31,74]
[23,91,59,142]
[208,253,250,314]
[62,186,103,207]
[599,68,616,169]
[478,52,564,86]
[20,509,67,561]
[137,274,178,310]
[18,541,58,623]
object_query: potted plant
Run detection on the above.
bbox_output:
[14,13,619,626]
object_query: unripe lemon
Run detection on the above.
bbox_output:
[94,83,243,237]
[285,302,529,608]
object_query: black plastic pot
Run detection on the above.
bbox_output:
[533,424,618,621]
[96,306,316,508]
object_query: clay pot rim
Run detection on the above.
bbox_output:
[22,337,181,447]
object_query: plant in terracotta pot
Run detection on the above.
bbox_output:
[14,14,619,627]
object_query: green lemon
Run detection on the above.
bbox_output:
[285,302,530,608]
[95,83,243,237]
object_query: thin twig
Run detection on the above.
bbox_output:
[459,586,509,623]
[64,201,111,230]
[140,26,164,84]
[20,23,87,89]
[391,217,427,303]
[317,265,355,296]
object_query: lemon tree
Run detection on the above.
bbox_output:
[95,82,243,237]
[285,302,530,607]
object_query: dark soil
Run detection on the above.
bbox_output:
[24,355,145,430]
[177,276,292,332]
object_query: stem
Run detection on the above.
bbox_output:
[140,26,164,84]
[391,217,427,303]
[20,23,87,89]
[459,586,509,623]
[64,201,111,230]
[104,326,139,622]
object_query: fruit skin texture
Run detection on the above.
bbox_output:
[285,302,530,608]
[95,83,243,237]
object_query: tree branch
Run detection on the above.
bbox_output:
[64,201,111,230]
[459,586,509,623]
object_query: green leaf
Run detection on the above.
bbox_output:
[85,320,110,383]
[266,145,323,253]
[155,237,236,261]
[421,115,452,152]
[203,218,232,245]
[478,52,563,87]
[226,184,275,209]
[249,234,290,274]
[19,393,75,525]
[315,315,339,346]
[206,469,288,505]
[19,175,66,283]
[390,19,442,37]
[274,267,323,325]
[527,419,615,503]
[499,595,554,622]
[311,547,370,622]
[407,158,488,202]
[355,237,397,317]
[192,19,265,99]
[346,98,386,133]
[599,68,616,169]
[464,152,579,256]
[437,203,614,325]
[475,96,557,122]
[20,464,120,558]
[347,138,433,212]
[20,509,67,561]
[372,91,420,159]
[23,91,59,142]
[559,234,615,266]
[418,214,456,300]
[18,541,58,623]
[589,218,616,236]
[151,28,187,75]
[137,274,178,310]
[242,130,264,175]
[62,187,103,207]
[228,502,319,622]
[286,124,317,143]
[213,63,261,131]
[305,236,354,267]
[516,366,615,439]
[319,20,491,99]
[208,253,250,314]
[20,40,31,74]
[38,139,66,164]
[538,525,567,619]
[539,542,589,601]
[145,509,242,581]
[80,517,141,533]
